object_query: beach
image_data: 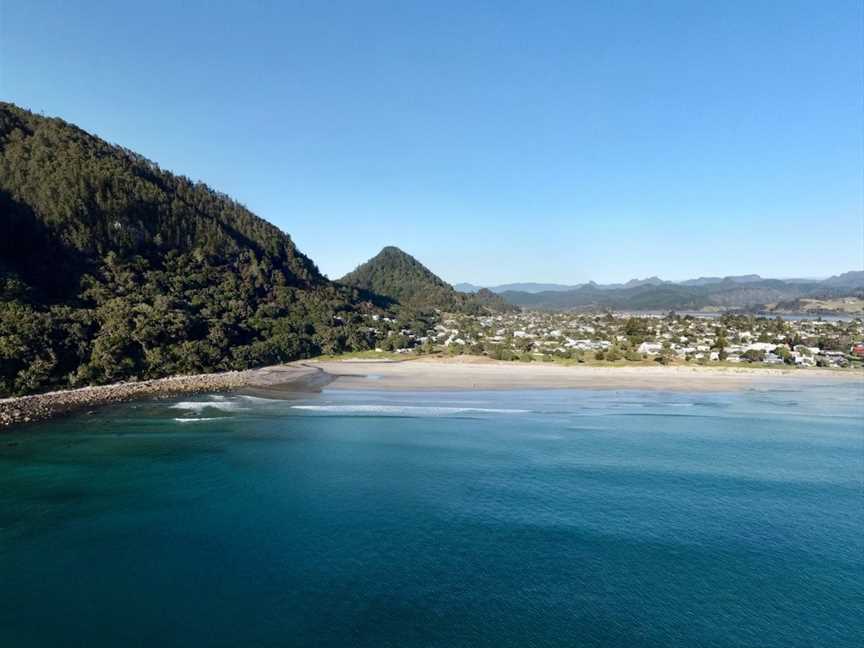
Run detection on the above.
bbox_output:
[1,356,860,428]
[310,355,861,392]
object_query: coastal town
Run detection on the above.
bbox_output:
[363,310,864,370]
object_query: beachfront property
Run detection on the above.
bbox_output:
[358,310,864,369]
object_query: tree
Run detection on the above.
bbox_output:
[624,317,648,343]
[741,349,766,363]
[655,341,675,365]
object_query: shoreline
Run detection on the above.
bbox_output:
[1,357,860,429]
[0,364,329,429]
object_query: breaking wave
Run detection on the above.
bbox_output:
[170,401,244,412]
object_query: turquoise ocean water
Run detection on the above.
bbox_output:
[1,382,862,647]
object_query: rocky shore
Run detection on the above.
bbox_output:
[0,364,327,429]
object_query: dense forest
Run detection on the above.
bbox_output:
[340,246,516,314]
[0,102,381,397]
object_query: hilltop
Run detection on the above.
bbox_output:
[340,246,515,314]
[340,246,455,307]
[0,102,378,396]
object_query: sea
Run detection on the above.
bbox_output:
[1,382,862,647]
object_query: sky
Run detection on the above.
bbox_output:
[1,1,862,285]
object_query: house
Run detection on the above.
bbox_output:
[637,342,663,354]
[852,343,864,358]
[744,342,777,353]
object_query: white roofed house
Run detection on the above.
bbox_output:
[744,342,777,353]
[637,342,663,354]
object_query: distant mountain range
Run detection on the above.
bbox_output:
[821,271,864,288]
[457,272,864,312]
[457,272,862,294]
[455,282,581,293]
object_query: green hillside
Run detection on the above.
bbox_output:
[339,247,456,307]
[0,103,376,396]
[339,246,515,314]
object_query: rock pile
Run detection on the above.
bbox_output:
[0,371,250,428]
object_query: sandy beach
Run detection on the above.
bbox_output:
[308,356,863,392]
[2,356,860,428]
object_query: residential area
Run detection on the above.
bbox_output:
[361,310,864,370]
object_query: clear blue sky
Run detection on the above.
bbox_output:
[2,1,862,284]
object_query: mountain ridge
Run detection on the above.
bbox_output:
[497,275,864,312]
[458,271,863,297]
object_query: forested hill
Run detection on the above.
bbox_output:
[0,102,322,293]
[339,246,516,313]
[339,247,454,306]
[0,102,376,397]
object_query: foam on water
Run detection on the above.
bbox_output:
[170,400,244,412]
[237,395,285,404]
[290,404,530,416]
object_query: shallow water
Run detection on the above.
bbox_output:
[1,383,862,647]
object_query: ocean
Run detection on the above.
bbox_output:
[1,383,862,647]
